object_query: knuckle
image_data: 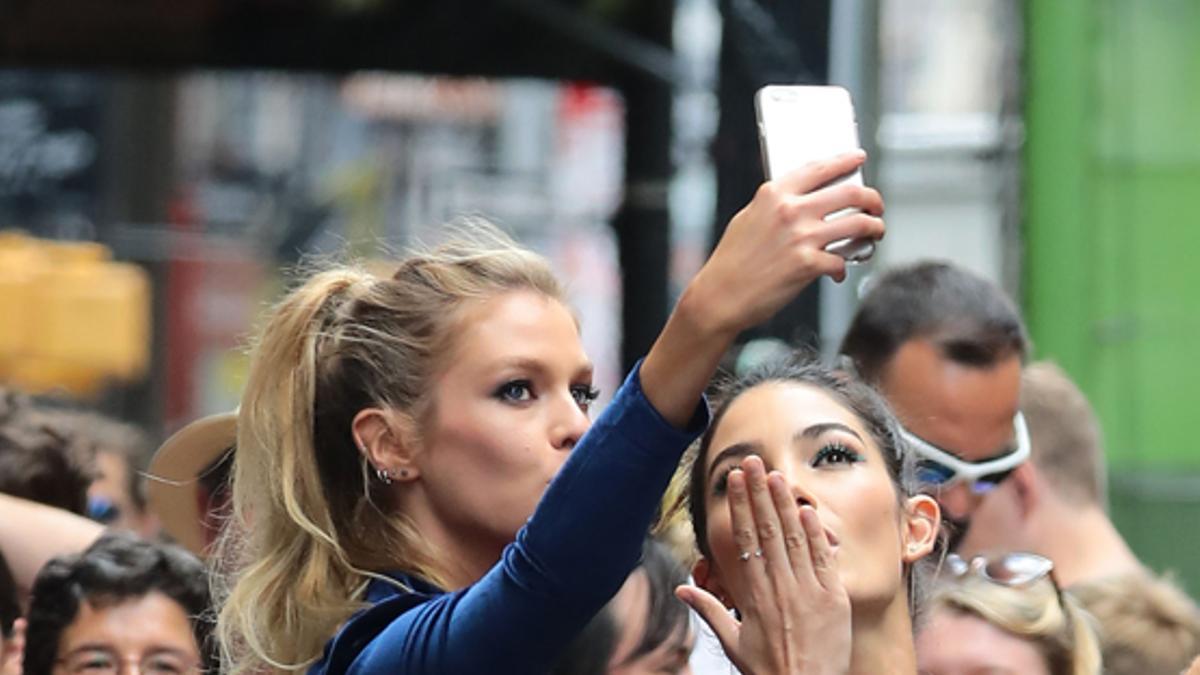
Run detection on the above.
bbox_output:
[755,181,780,204]
[757,521,779,541]
[784,533,806,550]
[735,528,757,547]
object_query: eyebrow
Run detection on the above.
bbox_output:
[706,422,865,479]
[493,356,594,379]
[798,422,864,443]
[65,644,192,657]
[706,441,763,481]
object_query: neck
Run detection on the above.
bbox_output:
[849,590,918,675]
[397,489,504,590]
[1030,499,1142,587]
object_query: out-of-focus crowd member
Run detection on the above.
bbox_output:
[145,411,237,557]
[916,552,1101,675]
[958,361,1139,582]
[0,399,104,609]
[0,421,93,517]
[839,261,1029,549]
[23,532,213,675]
[39,410,160,537]
[214,152,884,674]
[685,358,939,674]
[958,361,1200,674]
[553,538,694,675]
[0,550,21,675]
[1071,573,1200,675]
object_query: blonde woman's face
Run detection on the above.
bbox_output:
[916,608,1051,675]
[416,290,593,563]
[699,383,923,610]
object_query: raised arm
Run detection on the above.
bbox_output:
[0,493,104,604]
[330,152,884,674]
[641,151,883,426]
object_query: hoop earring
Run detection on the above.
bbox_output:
[376,467,392,485]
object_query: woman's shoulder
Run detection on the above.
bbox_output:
[311,573,444,675]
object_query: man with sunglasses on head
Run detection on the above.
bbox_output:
[839,260,1029,550]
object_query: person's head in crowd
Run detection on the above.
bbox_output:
[38,410,159,537]
[145,411,237,557]
[688,357,940,673]
[23,532,212,675]
[839,260,1029,544]
[553,538,694,675]
[215,225,594,669]
[916,552,1101,675]
[0,422,93,516]
[1070,572,1200,675]
[0,550,23,675]
[957,361,1142,585]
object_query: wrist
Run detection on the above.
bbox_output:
[675,273,740,343]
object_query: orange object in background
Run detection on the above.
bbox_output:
[0,231,150,396]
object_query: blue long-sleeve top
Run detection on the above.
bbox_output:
[311,363,709,675]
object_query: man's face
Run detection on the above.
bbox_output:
[877,338,1023,524]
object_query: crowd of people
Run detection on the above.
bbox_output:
[2,151,1200,674]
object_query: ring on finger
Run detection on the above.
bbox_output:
[754,549,764,559]
[739,550,752,562]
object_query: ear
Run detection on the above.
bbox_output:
[901,494,941,563]
[1010,463,1039,518]
[352,407,421,483]
[692,557,734,609]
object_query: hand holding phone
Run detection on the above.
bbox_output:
[755,85,876,263]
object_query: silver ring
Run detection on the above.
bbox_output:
[739,551,752,562]
[754,549,764,559]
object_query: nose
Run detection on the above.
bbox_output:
[550,393,591,451]
[937,483,979,520]
[782,463,817,509]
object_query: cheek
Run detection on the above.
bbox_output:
[703,501,744,593]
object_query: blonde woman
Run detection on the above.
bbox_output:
[916,553,1102,675]
[214,152,885,674]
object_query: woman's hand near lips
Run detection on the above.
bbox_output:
[677,455,852,675]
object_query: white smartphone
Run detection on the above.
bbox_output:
[754,84,875,263]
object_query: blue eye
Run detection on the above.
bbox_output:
[494,380,533,402]
[570,385,600,410]
[812,443,863,467]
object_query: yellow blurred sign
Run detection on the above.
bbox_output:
[0,231,150,396]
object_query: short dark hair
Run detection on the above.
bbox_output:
[0,422,94,515]
[0,549,17,640]
[552,538,691,674]
[38,410,155,513]
[23,533,213,675]
[839,261,1029,382]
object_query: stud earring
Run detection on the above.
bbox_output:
[376,467,392,484]
[399,469,409,478]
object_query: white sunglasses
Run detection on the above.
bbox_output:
[900,412,1031,494]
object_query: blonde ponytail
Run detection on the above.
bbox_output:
[213,223,565,673]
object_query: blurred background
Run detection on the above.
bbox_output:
[1,1,1198,588]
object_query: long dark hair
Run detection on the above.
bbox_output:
[686,356,936,617]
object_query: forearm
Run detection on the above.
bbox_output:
[640,280,737,429]
[0,493,104,599]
